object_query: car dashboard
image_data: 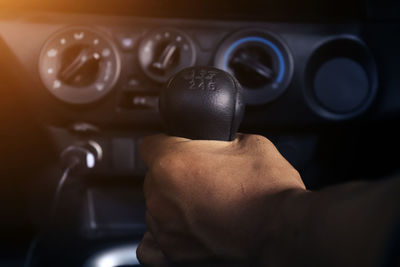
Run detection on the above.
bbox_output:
[0,0,399,266]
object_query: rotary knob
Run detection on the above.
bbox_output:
[58,45,102,88]
[138,28,196,83]
[39,27,121,105]
[229,45,275,88]
[215,29,294,106]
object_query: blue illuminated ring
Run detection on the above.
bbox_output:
[222,36,286,84]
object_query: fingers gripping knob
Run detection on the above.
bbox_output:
[159,66,245,141]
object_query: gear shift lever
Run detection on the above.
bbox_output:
[159,66,245,141]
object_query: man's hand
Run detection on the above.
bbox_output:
[137,134,306,266]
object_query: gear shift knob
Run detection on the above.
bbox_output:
[159,66,244,141]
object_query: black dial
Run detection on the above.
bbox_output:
[58,44,102,88]
[39,27,121,104]
[215,29,293,106]
[229,45,275,89]
[138,28,196,83]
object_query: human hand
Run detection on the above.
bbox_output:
[137,134,306,266]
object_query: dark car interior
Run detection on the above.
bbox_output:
[1,0,400,266]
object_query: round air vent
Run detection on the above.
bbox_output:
[304,37,378,120]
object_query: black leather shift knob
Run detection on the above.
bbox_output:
[159,66,244,141]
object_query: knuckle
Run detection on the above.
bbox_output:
[240,134,274,154]
[152,152,186,177]
[291,168,301,178]
[290,168,304,185]
[246,134,271,146]
[150,154,169,176]
[252,134,273,146]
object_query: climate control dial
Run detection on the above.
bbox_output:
[39,27,121,104]
[138,28,196,83]
[215,29,293,106]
